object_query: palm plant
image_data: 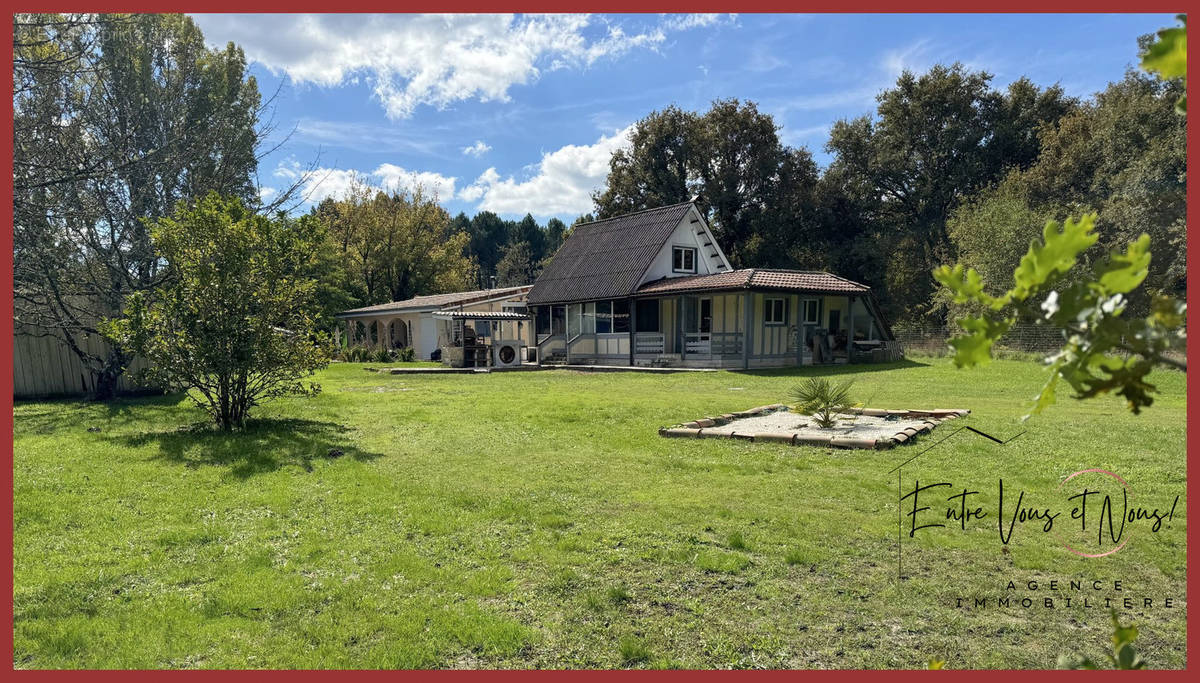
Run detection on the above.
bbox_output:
[791,377,855,428]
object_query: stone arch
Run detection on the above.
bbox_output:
[351,320,367,347]
[388,318,408,349]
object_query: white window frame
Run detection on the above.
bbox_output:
[764,297,787,326]
[672,246,697,274]
[596,300,613,334]
[802,300,819,324]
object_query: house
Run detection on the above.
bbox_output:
[335,285,533,361]
[526,200,898,368]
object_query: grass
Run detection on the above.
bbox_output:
[13,357,1187,669]
[619,634,652,664]
[726,531,748,551]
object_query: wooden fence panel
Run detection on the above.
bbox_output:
[13,330,151,399]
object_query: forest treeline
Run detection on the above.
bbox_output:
[14,14,1184,397]
[318,37,1183,331]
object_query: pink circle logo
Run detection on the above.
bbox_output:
[1054,468,1131,558]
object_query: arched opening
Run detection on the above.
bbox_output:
[389,319,408,349]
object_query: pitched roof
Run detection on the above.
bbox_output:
[431,310,531,320]
[526,201,696,305]
[337,285,531,317]
[636,269,870,296]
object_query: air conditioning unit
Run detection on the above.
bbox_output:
[492,340,525,368]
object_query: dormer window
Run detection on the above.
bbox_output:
[672,246,697,274]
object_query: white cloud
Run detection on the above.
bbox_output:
[465,125,634,217]
[274,159,457,203]
[373,163,457,200]
[275,161,365,204]
[461,140,492,157]
[192,13,683,119]
[459,167,499,202]
[881,39,935,79]
[258,186,278,202]
[660,13,736,31]
[294,118,444,156]
[781,124,832,145]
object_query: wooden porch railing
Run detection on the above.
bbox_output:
[634,332,665,354]
[537,333,565,357]
[685,332,742,356]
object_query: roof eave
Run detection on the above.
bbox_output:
[336,305,440,318]
[633,284,870,297]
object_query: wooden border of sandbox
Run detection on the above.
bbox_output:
[658,405,971,450]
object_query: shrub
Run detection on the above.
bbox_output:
[397,346,416,362]
[371,347,393,364]
[791,377,855,428]
[105,194,329,430]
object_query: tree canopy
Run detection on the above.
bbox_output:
[105,194,330,430]
[13,13,271,397]
[933,15,1187,416]
[822,64,1078,320]
[310,177,475,307]
[593,99,820,267]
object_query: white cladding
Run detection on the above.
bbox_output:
[638,206,731,286]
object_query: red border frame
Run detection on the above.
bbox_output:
[2,3,1193,676]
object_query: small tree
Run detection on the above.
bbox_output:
[105,194,330,430]
[791,378,855,428]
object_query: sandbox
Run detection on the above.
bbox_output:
[659,404,970,450]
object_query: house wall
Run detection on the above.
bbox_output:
[818,295,876,340]
[640,207,730,283]
[710,293,744,334]
[750,293,797,358]
[546,290,886,368]
[340,290,532,361]
[344,314,418,350]
[414,314,438,359]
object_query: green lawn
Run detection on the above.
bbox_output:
[13,358,1187,669]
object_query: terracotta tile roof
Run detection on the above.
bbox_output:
[637,270,753,293]
[636,269,870,295]
[527,201,697,305]
[337,285,531,317]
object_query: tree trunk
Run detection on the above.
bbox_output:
[90,346,130,401]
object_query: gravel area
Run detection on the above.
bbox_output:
[700,410,933,441]
[660,405,970,449]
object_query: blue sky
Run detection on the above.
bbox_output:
[190,13,1174,222]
